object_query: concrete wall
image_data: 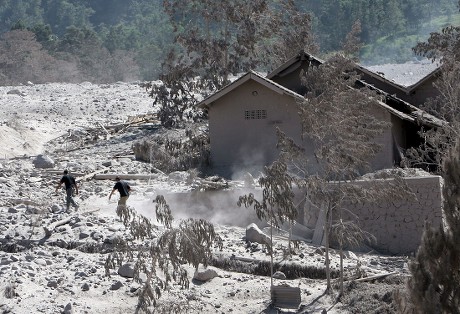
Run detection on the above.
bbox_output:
[305,175,443,255]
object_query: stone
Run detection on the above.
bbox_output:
[47,280,58,288]
[193,266,219,282]
[7,89,25,96]
[81,283,90,291]
[110,281,123,290]
[272,271,286,280]
[168,171,191,183]
[245,223,270,245]
[32,155,55,169]
[63,302,73,314]
[118,263,135,278]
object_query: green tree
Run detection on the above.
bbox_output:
[54,25,140,82]
[42,0,94,37]
[0,0,44,33]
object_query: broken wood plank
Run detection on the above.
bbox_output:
[97,121,111,140]
[43,216,73,237]
[44,170,86,177]
[93,173,159,180]
[351,271,399,283]
[10,198,42,207]
[75,169,109,182]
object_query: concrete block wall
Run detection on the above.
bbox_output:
[304,175,443,255]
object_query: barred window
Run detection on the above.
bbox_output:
[244,109,267,120]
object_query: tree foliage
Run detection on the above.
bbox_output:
[402,141,460,314]
[0,0,456,83]
[238,160,297,288]
[400,12,460,312]
[405,24,460,173]
[151,0,317,128]
[105,197,222,313]
[280,26,409,296]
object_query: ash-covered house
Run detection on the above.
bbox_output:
[355,62,441,108]
[196,51,445,254]
[197,50,443,178]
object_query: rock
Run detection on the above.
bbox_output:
[7,89,25,96]
[118,263,135,278]
[168,171,190,183]
[32,155,55,169]
[47,280,58,288]
[63,302,73,314]
[91,231,103,241]
[110,280,123,290]
[50,204,62,213]
[102,160,119,167]
[193,266,219,282]
[245,223,270,245]
[315,247,325,255]
[272,271,286,280]
[81,283,90,291]
[34,258,47,266]
[79,231,90,240]
[343,251,358,259]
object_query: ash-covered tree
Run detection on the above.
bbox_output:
[405,23,460,173]
[55,26,140,83]
[237,160,297,289]
[150,0,316,128]
[0,29,64,84]
[105,196,222,313]
[282,21,408,296]
[400,141,460,314]
[399,11,460,312]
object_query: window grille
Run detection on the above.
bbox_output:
[244,109,267,120]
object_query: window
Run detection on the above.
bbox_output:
[244,109,267,120]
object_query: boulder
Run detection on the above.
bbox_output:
[193,266,219,282]
[118,262,135,278]
[273,271,286,280]
[245,223,270,245]
[33,154,55,169]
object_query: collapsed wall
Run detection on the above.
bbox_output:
[305,175,443,255]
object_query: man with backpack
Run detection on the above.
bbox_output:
[55,169,79,211]
[108,176,131,208]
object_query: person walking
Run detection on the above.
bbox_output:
[108,176,131,208]
[55,169,79,211]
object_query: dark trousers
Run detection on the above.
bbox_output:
[66,188,78,210]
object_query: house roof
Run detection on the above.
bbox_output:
[197,50,445,128]
[196,70,304,109]
[267,49,441,95]
[356,79,445,128]
[266,50,324,80]
[355,63,441,94]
